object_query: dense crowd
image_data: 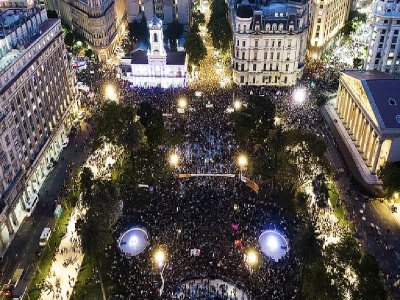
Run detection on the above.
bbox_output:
[75,61,346,299]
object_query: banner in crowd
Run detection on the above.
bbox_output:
[190,249,201,256]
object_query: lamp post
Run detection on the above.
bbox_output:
[237,154,248,179]
[293,87,307,104]
[177,97,187,113]
[169,153,179,172]
[104,84,117,102]
[233,99,242,111]
[245,249,259,275]
[154,249,167,297]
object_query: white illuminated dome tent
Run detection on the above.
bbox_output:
[119,16,187,89]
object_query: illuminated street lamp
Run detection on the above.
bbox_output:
[237,154,248,170]
[394,192,399,200]
[153,248,167,296]
[169,153,179,168]
[247,250,258,266]
[178,97,188,109]
[154,249,166,268]
[293,87,307,104]
[105,84,117,101]
[233,99,242,111]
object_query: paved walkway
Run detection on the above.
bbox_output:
[40,208,85,300]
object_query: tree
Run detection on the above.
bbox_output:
[185,28,207,66]
[231,95,275,147]
[192,11,205,26]
[84,48,95,59]
[94,102,146,152]
[293,223,322,297]
[207,0,232,53]
[129,16,150,45]
[377,161,400,196]
[76,214,109,300]
[80,167,94,206]
[137,102,165,146]
[64,32,75,47]
[166,20,184,50]
[46,10,58,18]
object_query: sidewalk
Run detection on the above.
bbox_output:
[40,208,85,300]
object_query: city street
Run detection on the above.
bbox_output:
[0,121,91,299]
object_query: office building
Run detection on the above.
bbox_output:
[128,0,190,25]
[54,0,127,61]
[231,0,310,86]
[307,0,351,58]
[0,8,78,250]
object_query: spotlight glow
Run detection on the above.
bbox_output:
[129,236,138,247]
[233,100,242,110]
[293,88,306,104]
[267,236,279,251]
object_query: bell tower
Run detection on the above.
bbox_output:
[148,16,167,65]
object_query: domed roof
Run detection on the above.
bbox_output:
[237,0,253,18]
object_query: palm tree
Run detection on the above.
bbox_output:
[293,222,322,298]
[76,213,110,300]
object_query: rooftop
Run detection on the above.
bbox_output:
[343,70,400,130]
[131,49,186,66]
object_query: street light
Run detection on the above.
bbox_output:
[233,99,242,111]
[154,249,166,268]
[105,84,117,101]
[169,153,179,168]
[394,192,399,200]
[153,248,167,297]
[237,154,248,170]
[293,87,306,104]
[178,97,187,109]
[247,250,258,266]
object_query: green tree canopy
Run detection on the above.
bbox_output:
[94,102,146,152]
[129,16,150,46]
[377,161,400,196]
[165,20,184,51]
[185,27,207,66]
[207,0,232,52]
[231,95,276,147]
[137,101,165,146]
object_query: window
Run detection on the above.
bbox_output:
[242,52,245,59]
[154,33,158,42]
[278,41,281,47]
[284,77,287,84]
[253,64,256,71]
[242,41,246,47]
[241,64,244,71]
[263,63,266,70]
[255,40,258,47]
[277,53,280,60]
[240,76,244,83]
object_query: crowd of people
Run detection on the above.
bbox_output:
[73,59,359,299]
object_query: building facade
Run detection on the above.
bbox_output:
[54,0,127,61]
[231,0,310,87]
[0,8,78,251]
[365,0,400,74]
[307,0,351,59]
[128,0,190,25]
[120,16,187,88]
[325,71,400,194]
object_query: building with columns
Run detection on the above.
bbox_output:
[119,16,187,88]
[325,70,400,194]
[0,9,78,251]
[364,0,400,74]
[231,0,310,86]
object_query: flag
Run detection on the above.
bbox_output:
[231,223,239,232]
[234,239,243,248]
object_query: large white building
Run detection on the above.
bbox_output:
[325,71,400,194]
[0,8,78,251]
[120,17,187,88]
[365,0,400,74]
[307,0,351,58]
[231,0,310,86]
[128,0,190,25]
